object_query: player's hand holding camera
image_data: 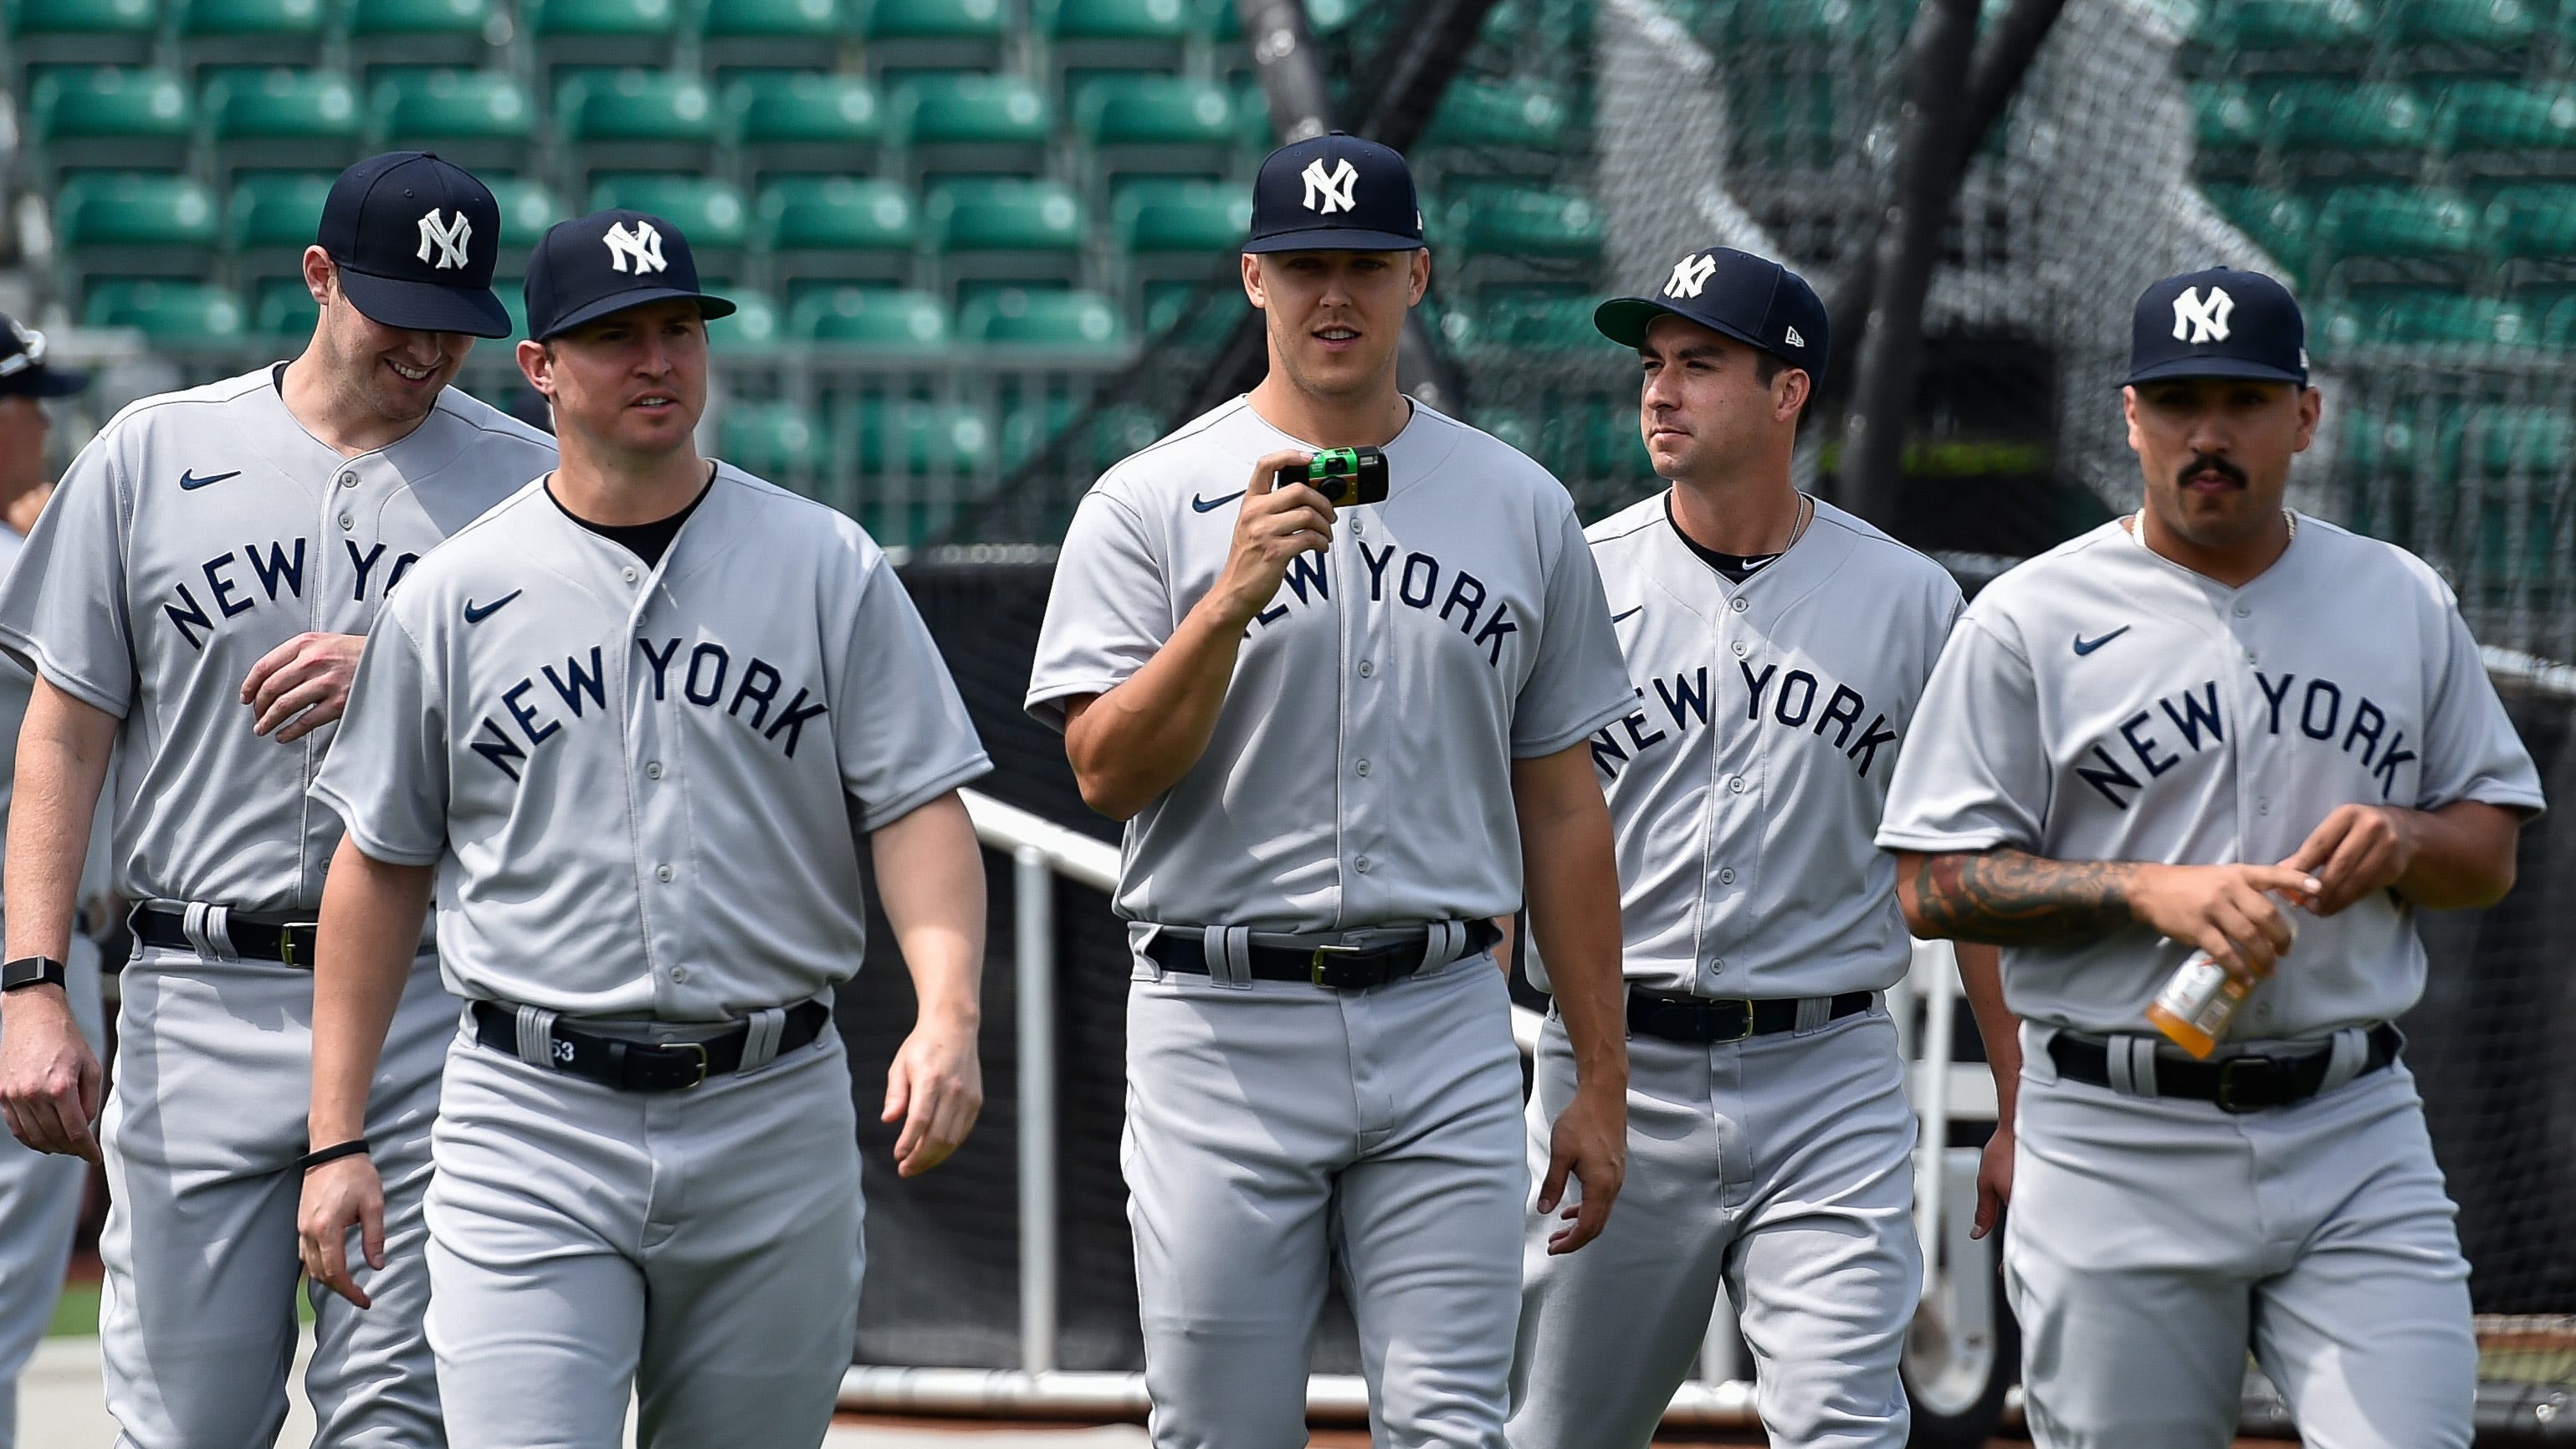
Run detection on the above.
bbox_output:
[1206,449,1334,629]
[300,1150,389,1309]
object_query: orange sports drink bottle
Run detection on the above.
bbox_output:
[2145,891,2303,1059]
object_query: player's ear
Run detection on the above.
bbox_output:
[2292,384,2322,454]
[1406,248,1430,308]
[1242,252,1266,310]
[302,246,335,306]
[2122,386,2144,454]
[1775,365,1810,423]
[515,338,554,397]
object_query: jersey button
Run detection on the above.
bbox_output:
[2233,602,2251,617]
[1730,597,1749,613]
[645,761,663,780]
[337,512,353,530]
[1732,641,1748,658]
[623,566,639,583]
[1357,660,1373,678]
[655,864,674,883]
[1718,867,1736,884]
[1355,855,1372,873]
[669,966,688,983]
[1727,776,1746,793]
[337,472,356,489]
[1711,957,1725,973]
[1355,759,1370,777]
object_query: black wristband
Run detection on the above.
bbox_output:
[297,1139,370,1172]
[0,956,65,993]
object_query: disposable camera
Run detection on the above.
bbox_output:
[1296,447,1390,507]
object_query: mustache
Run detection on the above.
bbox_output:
[2178,453,2248,488]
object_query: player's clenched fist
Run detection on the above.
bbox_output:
[299,1155,388,1309]
[241,631,366,742]
[2128,861,2321,981]
[0,998,102,1162]
[1206,449,1334,627]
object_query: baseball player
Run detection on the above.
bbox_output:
[1027,132,1636,1449]
[1505,247,1993,1449]
[0,151,555,1447]
[1879,266,2544,1448]
[297,209,993,1449]
[0,315,111,1449]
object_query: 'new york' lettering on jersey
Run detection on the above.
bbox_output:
[1026,397,1634,935]
[1877,515,2544,1039]
[1567,495,1962,999]
[0,369,555,914]
[311,466,991,1021]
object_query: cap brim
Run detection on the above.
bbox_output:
[0,366,90,397]
[535,287,739,341]
[338,268,515,339]
[1595,297,1790,366]
[2122,356,2307,387]
[1243,228,1426,253]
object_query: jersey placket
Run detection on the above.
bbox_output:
[1335,512,1384,926]
[616,544,705,1016]
[1701,583,1764,991]
[308,455,401,900]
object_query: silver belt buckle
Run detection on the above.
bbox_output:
[1309,943,1367,987]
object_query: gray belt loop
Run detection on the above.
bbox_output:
[514,1005,560,1069]
[182,902,240,961]
[1792,995,1831,1034]
[2105,1036,2160,1098]
[740,1006,788,1073]
[1420,920,1463,974]
[1202,925,1253,989]
[2318,1026,2368,1093]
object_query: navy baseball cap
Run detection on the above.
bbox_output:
[1595,246,1829,378]
[1243,131,1425,253]
[0,315,87,398]
[523,209,736,341]
[2124,267,2307,387]
[318,151,512,338]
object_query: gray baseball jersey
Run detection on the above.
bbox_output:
[1024,397,1635,932]
[1568,494,1960,998]
[311,463,991,1019]
[1877,514,2544,1038]
[0,367,556,913]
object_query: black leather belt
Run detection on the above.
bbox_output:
[2050,1021,2402,1114]
[1145,920,1502,991]
[1627,988,1877,1044]
[470,999,832,1093]
[132,904,317,967]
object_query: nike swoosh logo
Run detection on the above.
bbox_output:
[1611,606,1643,623]
[1191,490,1247,514]
[2072,626,2132,656]
[463,591,522,624]
[178,469,240,491]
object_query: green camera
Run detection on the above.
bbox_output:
[1295,446,1390,507]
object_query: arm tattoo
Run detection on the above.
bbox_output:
[1910,848,2141,945]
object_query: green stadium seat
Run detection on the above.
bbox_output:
[1424,79,1570,151]
[227,170,334,254]
[485,177,572,257]
[1076,74,1234,156]
[1142,278,1247,344]
[1462,289,1603,351]
[2266,80,2432,154]
[2389,0,2532,46]
[2436,82,2576,155]
[928,178,1084,288]
[54,172,220,262]
[2199,0,2374,51]
[757,177,919,284]
[2338,289,2539,349]
[2483,185,2576,260]
[957,287,1124,351]
[2191,81,2265,154]
[6,0,160,74]
[853,397,993,476]
[789,287,951,350]
[1233,76,1272,150]
[527,0,682,73]
[205,68,364,177]
[556,70,718,186]
[250,276,321,337]
[893,73,1052,174]
[705,289,782,351]
[2469,405,2572,477]
[1040,0,1191,71]
[591,175,751,273]
[858,0,1007,71]
[701,0,845,70]
[176,0,326,69]
[1434,182,1604,260]
[721,399,833,479]
[347,0,504,76]
[30,68,195,174]
[2201,184,2312,276]
[1113,177,1250,253]
[1198,0,1238,39]
[2315,186,2485,269]
[85,278,246,340]
[2543,294,2576,349]
[368,69,535,172]
[725,74,885,180]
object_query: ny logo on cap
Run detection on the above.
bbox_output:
[603,219,668,275]
[416,209,474,271]
[1300,157,1359,215]
[2171,285,2235,345]
[1663,253,1719,300]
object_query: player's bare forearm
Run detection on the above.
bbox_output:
[2283,800,2522,914]
[308,838,433,1146]
[1894,847,2143,945]
[3,677,118,967]
[1953,941,2020,1114]
[868,791,986,1175]
[1061,602,1252,820]
[1512,745,1625,1091]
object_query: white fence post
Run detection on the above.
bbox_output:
[1015,844,1059,1375]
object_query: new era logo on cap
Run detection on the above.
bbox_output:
[1245,132,1423,253]
[2125,267,2305,388]
[1599,245,1830,377]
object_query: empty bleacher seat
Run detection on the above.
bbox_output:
[721,399,834,479]
[2197,0,2374,52]
[6,0,161,75]
[2266,80,2432,154]
[54,172,220,272]
[1113,177,1248,253]
[928,177,1084,289]
[894,72,1053,176]
[725,74,886,180]
[853,396,992,475]
[957,286,1124,351]
[2340,290,2539,348]
[1039,0,1192,72]
[30,67,195,176]
[700,0,848,71]
[205,69,365,177]
[250,276,321,337]
[177,0,327,71]
[85,278,246,339]
[1076,74,1234,179]
[528,0,683,74]
[2191,81,2266,154]
[1467,289,1604,351]
[2483,184,2576,260]
[789,286,952,349]
[2389,0,2532,47]
[1423,79,1569,151]
[2435,82,2576,156]
[858,0,1010,71]
[369,69,536,172]
[758,176,920,284]
[556,70,719,187]
[228,171,335,282]
[2202,183,2313,275]
[705,289,782,351]
[1435,182,1604,259]
[346,0,505,74]
[2315,185,2485,268]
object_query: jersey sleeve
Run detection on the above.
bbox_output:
[1024,489,1169,731]
[1876,612,2051,853]
[2412,607,2545,816]
[0,430,136,717]
[1509,502,1636,758]
[836,560,992,832]
[309,612,451,868]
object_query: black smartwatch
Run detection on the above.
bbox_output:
[0,956,66,993]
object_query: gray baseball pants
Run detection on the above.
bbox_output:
[423,1016,863,1449]
[1508,1005,1918,1449]
[2008,1024,2476,1449]
[0,933,102,1449]
[101,943,448,1449]
[1124,948,1525,1449]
